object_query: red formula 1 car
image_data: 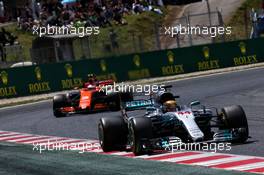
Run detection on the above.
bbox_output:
[52,79,133,118]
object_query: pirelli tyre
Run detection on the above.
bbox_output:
[129,117,153,156]
[53,94,67,118]
[221,105,249,143]
[98,116,128,152]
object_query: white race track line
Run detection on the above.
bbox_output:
[0,99,51,110]
[1,63,264,110]
[160,152,219,162]
[226,162,264,171]
[195,156,251,166]
[0,129,264,174]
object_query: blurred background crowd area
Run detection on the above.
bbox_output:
[0,0,166,66]
[0,0,164,31]
[1,0,264,68]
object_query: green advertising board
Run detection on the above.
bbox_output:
[0,38,263,99]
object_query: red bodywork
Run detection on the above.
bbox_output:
[60,80,114,114]
[83,80,114,88]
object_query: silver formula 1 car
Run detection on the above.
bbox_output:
[98,87,249,155]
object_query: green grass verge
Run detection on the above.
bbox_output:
[75,10,166,59]
[0,143,255,175]
[2,24,36,62]
[226,0,263,41]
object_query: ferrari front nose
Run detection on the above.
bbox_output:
[80,105,88,110]
[61,107,75,113]
[79,91,92,109]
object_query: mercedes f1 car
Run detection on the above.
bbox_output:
[98,86,249,155]
[53,79,133,117]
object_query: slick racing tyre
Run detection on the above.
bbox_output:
[129,117,153,156]
[221,105,249,143]
[53,94,67,118]
[98,116,128,152]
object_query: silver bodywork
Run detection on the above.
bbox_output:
[169,110,204,141]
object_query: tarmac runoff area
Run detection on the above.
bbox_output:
[0,63,264,174]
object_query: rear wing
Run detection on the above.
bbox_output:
[130,85,173,97]
[98,80,114,86]
[122,99,154,111]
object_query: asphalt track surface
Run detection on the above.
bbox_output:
[0,67,263,157]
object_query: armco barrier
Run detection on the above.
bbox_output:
[0,38,263,99]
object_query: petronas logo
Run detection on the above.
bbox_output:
[64,64,73,78]
[239,42,247,55]
[133,55,141,68]
[100,60,107,72]
[203,46,210,59]
[167,51,175,64]
[35,67,42,81]
[0,71,8,85]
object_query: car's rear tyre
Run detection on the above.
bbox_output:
[53,95,67,118]
[98,116,128,152]
[221,105,249,143]
[129,117,153,156]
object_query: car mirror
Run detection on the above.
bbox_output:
[146,107,156,111]
[145,107,156,114]
[190,101,201,107]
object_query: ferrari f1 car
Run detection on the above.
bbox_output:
[53,79,133,117]
[98,86,249,155]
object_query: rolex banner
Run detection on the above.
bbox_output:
[0,38,263,99]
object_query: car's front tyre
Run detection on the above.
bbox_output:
[129,117,153,156]
[53,94,67,118]
[98,116,128,152]
[221,105,249,143]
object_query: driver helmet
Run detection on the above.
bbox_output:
[87,74,97,84]
[87,84,96,90]
[163,100,177,112]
